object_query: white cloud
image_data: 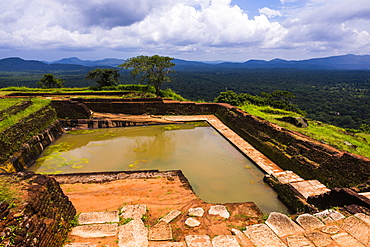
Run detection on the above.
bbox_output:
[259,7,281,18]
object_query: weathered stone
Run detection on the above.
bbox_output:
[296,214,325,230]
[64,244,96,247]
[70,224,118,238]
[273,171,304,184]
[211,235,240,247]
[208,205,230,219]
[340,216,370,246]
[230,228,251,246]
[265,212,304,237]
[314,210,344,222]
[290,180,330,199]
[332,233,366,247]
[304,232,333,247]
[185,217,201,227]
[118,219,148,247]
[160,210,182,223]
[188,207,204,217]
[120,204,147,219]
[286,235,315,247]
[64,243,97,247]
[355,213,370,226]
[320,225,340,235]
[149,243,184,247]
[185,235,212,247]
[149,221,173,241]
[244,224,287,247]
[78,211,119,225]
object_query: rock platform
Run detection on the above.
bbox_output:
[65,204,370,247]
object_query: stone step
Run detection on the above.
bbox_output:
[118,218,148,247]
[265,212,304,237]
[120,204,147,219]
[244,224,286,247]
[70,223,118,238]
[211,235,240,247]
[78,211,119,225]
[185,235,212,247]
[340,216,370,246]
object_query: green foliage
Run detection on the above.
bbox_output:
[119,55,175,96]
[214,90,305,115]
[37,73,64,88]
[0,177,21,207]
[0,97,51,132]
[240,104,370,158]
[86,68,120,87]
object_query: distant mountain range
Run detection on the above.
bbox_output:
[1,54,370,71]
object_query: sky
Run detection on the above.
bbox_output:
[1,0,370,62]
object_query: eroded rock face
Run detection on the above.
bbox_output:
[276,117,308,128]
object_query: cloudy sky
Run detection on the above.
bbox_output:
[1,0,369,61]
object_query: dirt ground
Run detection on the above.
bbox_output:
[59,173,263,246]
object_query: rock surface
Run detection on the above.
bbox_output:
[78,211,119,225]
[208,205,230,219]
[265,212,304,237]
[118,219,148,247]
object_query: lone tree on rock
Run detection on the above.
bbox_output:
[37,73,64,88]
[119,55,175,96]
[86,68,120,87]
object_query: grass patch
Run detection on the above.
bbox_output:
[240,103,370,158]
[0,97,51,132]
[0,176,22,208]
[0,98,25,111]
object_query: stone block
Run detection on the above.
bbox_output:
[120,204,147,219]
[160,210,182,223]
[355,213,370,226]
[149,221,173,241]
[304,232,333,247]
[332,233,366,247]
[188,207,205,217]
[286,235,315,247]
[340,216,370,246]
[230,228,251,246]
[211,235,240,247]
[185,235,212,247]
[296,214,325,230]
[265,212,304,237]
[185,217,201,227]
[208,205,230,219]
[118,219,148,247]
[244,224,286,247]
[70,223,118,238]
[320,225,340,235]
[78,211,119,225]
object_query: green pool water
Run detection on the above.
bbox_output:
[28,122,289,213]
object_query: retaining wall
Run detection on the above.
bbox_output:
[55,98,370,189]
[0,172,76,247]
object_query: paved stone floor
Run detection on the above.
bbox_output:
[65,204,370,247]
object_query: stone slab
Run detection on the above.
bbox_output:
[273,171,304,184]
[211,235,240,247]
[289,180,330,199]
[149,221,173,241]
[286,235,315,247]
[314,210,344,222]
[185,217,201,227]
[355,213,370,226]
[160,210,182,223]
[149,243,184,247]
[231,228,251,246]
[121,204,147,219]
[64,244,97,247]
[188,207,205,217]
[244,224,287,247]
[304,232,333,247]
[265,212,304,237]
[320,225,340,235]
[70,224,118,238]
[208,205,230,219]
[332,233,366,247]
[185,235,212,247]
[340,216,370,246]
[78,211,119,225]
[296,214,325,230]
[118,218,148,247]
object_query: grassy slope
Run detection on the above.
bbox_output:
[240,104,370,158]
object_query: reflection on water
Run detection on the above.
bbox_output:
[28,122,289,213]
